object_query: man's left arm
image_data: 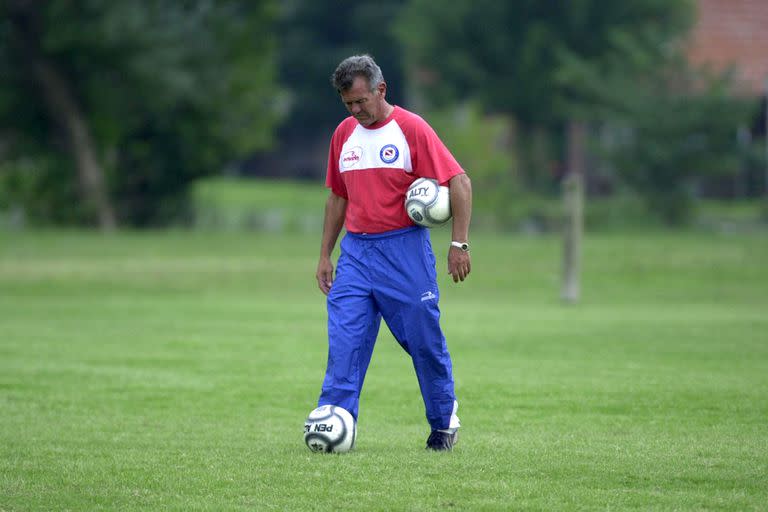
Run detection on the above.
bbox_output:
[447,173,472,283]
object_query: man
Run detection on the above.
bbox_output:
[314,54,472,451]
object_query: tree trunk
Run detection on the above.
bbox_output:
[561,120,586,303]
[31,60,117,230]
[8,2,117,231]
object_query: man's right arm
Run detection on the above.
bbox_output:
[316,192,347,295]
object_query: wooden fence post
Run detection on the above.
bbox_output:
[561,120,586,303]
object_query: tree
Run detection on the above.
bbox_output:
[396,0,692,124]
[557,32,754,224]
[4,0,117,229]
[396,0,696,301]
[261,0,407,179]
[0,1,279,227]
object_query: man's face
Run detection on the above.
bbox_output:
[340,76,387,127]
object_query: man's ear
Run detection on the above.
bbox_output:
[377,81,387,98]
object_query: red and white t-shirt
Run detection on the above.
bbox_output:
[326,106,465,234]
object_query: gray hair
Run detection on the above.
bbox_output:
[331,54,384,93]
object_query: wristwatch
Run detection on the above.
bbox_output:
[450,241,470,252]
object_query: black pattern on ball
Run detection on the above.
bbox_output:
[304,406,356,453]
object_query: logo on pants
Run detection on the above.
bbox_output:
[420,291,437,302]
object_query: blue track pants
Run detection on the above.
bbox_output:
[318,226,458,431]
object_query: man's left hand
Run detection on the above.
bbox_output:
[447,247,471,283]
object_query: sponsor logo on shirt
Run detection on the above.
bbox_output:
[379,144,399,164]
[420,291,437,302]
[341,147,363,169]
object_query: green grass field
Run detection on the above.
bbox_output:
[1,229,767,510]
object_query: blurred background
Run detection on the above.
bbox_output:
[1,0,766,233]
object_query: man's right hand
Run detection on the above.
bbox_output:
[316,258,334,295]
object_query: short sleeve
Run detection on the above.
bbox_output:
[406,115,464,185]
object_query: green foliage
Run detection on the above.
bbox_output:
[276,0,407,141]
[1,230,767,510]
[421,104,519,227]
[396,0,693,124]
[612,92,751,225]
[558,40,754,224]
[397,0,757,225]
[0,1,280,226]
[0,156,84,226]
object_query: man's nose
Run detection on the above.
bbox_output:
[349,103,361,114]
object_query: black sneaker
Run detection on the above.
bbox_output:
[426,429,458,451]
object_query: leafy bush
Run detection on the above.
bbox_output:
[423,103,521,228]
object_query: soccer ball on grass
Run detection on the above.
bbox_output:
[303,405,356,453]
[405,178,451,228]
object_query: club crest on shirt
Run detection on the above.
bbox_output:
[341,146,363,169]
[379,144,399,164]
